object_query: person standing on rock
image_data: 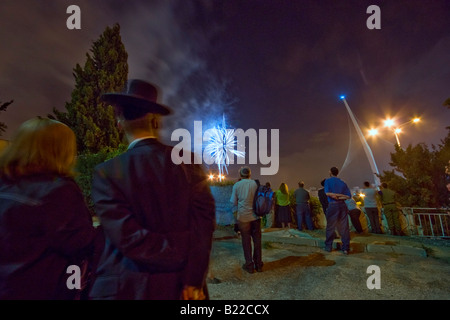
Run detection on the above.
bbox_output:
[362,180,382,234]
[378,182,402,236]
[230,166,262,273]
[324,167,352,255]
[294,181,314,231]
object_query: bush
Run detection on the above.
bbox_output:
[74,144,127,215]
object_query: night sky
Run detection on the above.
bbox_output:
[1,0,449,190]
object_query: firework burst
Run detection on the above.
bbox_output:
[204,115,245,179]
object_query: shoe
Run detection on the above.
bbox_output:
[255,264,263,272]
[242,264,254,274]
[342,250,349,255]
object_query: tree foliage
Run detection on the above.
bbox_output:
[75,144,127,214]
[52,23,128,154]
[380,100,450,207]
[443,97,450,109]
[0,99,14,136]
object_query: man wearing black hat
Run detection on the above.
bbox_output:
[88,79,216,300]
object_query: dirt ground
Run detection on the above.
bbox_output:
[207,226,450,300]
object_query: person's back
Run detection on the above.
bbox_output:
[294,187,310,204]
[345,197,364,233]
[94,140,201,236]
[231,178,258,222]
[89,79,216,300]
[0,175,97,299]
[0,117,99,300]
[275,189,290,206]
[294,182,313,231]
[323,167,351,254]
[362,181,382,234]
[380,187,396,204]
[318,179,328,213]
[230,167,262,273]
[325,176,350,202]
[379,183,401,235]
[363,186,378,208]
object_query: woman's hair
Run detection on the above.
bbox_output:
[279,182,288,194]
[0,117,77,180]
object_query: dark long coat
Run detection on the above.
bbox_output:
[0,174,99,299]
[89,138,216,300]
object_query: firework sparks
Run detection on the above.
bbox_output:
[204,115,245,180]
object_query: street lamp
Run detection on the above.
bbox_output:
[382,117,421,147]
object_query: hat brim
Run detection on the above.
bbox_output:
[101,93,172,116]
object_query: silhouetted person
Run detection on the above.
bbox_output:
[0,117,101,299]
[324,167,351,254]
[230,167,262,273]
[362,180,382,234]
[379,182,402,235]
[275,183,292,228]
[294,181,314,230]
[89,79,216,300]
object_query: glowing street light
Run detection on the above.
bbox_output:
[368,128,379,137]
[384,118,395,128]
[383,117,421,147]
[369,116,421,147]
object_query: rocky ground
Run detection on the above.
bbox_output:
[207,226,450,300]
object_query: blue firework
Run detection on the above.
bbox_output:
[204,116,245,178]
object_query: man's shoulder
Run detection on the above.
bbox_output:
[234,179,257,189]
[94,151,127,172]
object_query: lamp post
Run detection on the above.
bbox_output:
[383,117,421,147]
[340,96,381,186]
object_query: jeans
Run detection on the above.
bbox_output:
[238,219,263,269]
[325,201,350,251]
[296,203,314,230]
[365,207,382,233]
[348,208,363,233]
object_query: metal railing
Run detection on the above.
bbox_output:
[400,207,450,238]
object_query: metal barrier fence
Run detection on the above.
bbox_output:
[400,207,450,238]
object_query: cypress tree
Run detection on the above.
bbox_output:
[53,23,128,153]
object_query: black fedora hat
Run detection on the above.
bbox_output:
[101,79,171,119]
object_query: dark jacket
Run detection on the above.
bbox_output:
[0,174,100,300]
[318,188,328,212]
[89,138,216,300]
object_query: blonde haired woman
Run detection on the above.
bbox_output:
[275,182,291,228]
[0,117,101,300]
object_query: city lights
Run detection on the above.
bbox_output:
[208,173,226,182]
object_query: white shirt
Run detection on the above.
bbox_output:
[230,179,258,222]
